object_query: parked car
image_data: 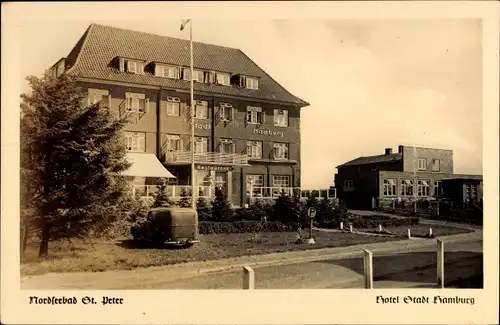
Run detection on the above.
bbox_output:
[131,207,200,247]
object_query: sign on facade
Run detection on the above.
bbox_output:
[253,128,284,138]
[196,165,233,172]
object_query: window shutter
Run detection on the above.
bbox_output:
[230,107,234,121]
[119,58,125,72]
[262,111,266,124]
[145,98,150,113]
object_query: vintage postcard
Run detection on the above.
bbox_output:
[1,1,499,324]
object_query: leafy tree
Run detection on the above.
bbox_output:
[20,72,130,257]
[152,178,176,208]
[247,199,271,221]
[211,187,232,221]
[178,188,191,208]
[196,197,212,221]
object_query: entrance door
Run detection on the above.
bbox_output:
[215,172,227,198]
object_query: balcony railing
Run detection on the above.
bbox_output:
[164,150,249,166]
[133,185,213,199]
[248,187,337,201]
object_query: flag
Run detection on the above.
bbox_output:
[180,19,191,31]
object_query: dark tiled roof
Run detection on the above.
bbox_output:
[65,24,309,106]
[337,153,402,168]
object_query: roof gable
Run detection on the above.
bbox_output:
[65,24,308,106]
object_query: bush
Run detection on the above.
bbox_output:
[211,187,233,221]
[178,189,191,208]
[152,181,176,208]
[199,221,297,235]
[196,197,212,221]
[271,191,300,223]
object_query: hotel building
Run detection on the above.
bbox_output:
[49,24,310,207]
[334,145,483,209]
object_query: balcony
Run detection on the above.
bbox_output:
[164,150,249,166]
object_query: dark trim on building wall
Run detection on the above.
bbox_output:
[211,95,216,152]
[77,77,305,109]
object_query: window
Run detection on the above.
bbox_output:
[166,97,180,116]
[273,109,289,127]
[216,73,230,86]
[466,184,478,200]
[125,60,144,74]
[194,100,208,119]
[344,180,354,189]
[246,174,264,197]
[182,68,191,81]
[87,88,110,107]
[193,70,204,83]
[194,137,208,154]
[417,180,430,197]
[417,158,427,171]
[273,175,290,187]
[433,180,443,197]
[125,132,146,152]
[246,77,259,90]
[383,179,397,196]
[126,61,137,73]
[125,92,148,113]
[203,71,216,84]
[159,65,179,79]
[246,141,262,159]
[166,134,183,152]
[246,106,264,124]
[432,159,440,172]
[219,103,233,121]
[219,138,234,154]
[273,143,289,160]
[401,179,414,196]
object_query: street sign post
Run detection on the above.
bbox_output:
[306,207,316,244]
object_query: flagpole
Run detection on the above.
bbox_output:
[189,21,195,210]
[413,145,417,213]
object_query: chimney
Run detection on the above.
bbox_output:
[398,145,404,153]
[385,148,392,155]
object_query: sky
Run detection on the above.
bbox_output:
[16,18,483,189]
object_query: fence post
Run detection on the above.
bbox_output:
[243,265,255,290]
[429,227,433,237]
[436,203,440,216]
[407,228,411,239]
[349,225,353,233]
[372,197,376,210]
[340,222,344,230]
[437,239,444,288]
[363,249,373,289]
[378,224,382,233]
[392,200,396,211]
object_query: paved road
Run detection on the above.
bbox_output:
[104,239,483,290]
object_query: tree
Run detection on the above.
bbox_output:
[20,72,130,257]
[196,197,212,221]
[178,188,191,208]
[316,197,336,225]
[211,187,232,221]
[152,179,176,208]
[271,191,300,224]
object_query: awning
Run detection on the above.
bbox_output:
[121,153,176,178]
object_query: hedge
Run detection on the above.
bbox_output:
[199,221,298,235]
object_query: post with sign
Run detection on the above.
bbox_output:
[307,207,316,245]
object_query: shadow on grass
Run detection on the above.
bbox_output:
[116,239,194,250]
[316,251,483,287]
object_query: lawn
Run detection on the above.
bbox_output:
[21,231,403,276]
[359,224,473,237]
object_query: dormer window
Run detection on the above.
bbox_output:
[216,73,230,86]
[246,77,259,90]
[193,70,204,83]
[156,64,180,79]
[122,58,144,75]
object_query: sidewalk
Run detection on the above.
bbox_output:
[21,230,482,290]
